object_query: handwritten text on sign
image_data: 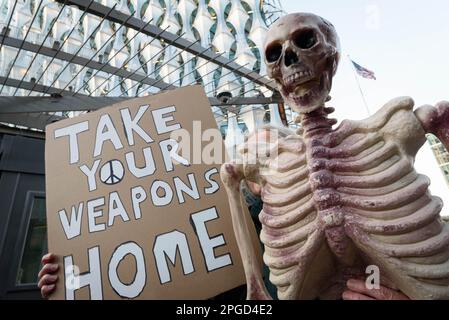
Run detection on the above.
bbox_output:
[45,86,245,299]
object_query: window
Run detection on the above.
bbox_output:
[16,197,47,285]
[441,164,449,185]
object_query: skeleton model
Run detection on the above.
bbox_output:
[220,13,449,300]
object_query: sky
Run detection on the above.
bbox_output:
[280,0,449,215]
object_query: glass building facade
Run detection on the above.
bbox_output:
[0,0,289,155]
[427,134,449,186]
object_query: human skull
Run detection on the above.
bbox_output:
[264,13,341,113]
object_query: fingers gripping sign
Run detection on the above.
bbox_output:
[38,253,59,299]
[45,86,246,300]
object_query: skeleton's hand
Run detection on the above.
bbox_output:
[342,279,410,300]
[415,101,449,151]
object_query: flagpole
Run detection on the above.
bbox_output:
[347,55,371,116]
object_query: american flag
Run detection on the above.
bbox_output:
[351,60,376,80]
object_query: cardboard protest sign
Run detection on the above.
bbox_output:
[45,86,247,299]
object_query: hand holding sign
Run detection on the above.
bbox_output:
[45,86,251,299]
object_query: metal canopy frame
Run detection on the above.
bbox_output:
[0,35,176,90]
[0,0,282,131]
[0,92,280,113]
[60,0,277,90]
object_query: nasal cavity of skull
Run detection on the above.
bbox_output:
[284,49,299,67]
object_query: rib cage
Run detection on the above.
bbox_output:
[243,97,449,300]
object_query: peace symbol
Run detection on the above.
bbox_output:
[100,160,125,185]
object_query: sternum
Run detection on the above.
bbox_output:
[300,107,350,259]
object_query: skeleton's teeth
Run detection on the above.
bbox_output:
[284,71,313,86]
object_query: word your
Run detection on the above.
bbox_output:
[64,207,232,300]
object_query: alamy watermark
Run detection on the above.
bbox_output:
[169,121,282,171]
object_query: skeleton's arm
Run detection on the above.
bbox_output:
[415,101,449,150]
[220,162,272,300]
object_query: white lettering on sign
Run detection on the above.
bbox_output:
[58,202,84,240]
[159,139,190,172]
[79,159,101,192]
[107,192,130,227]
[173,174,200,204]
[131,186,146,220]
[48,87,242,300]
[94,114,124,157]
[54,121,89,164]
[191,207,232,272]
[204,168,220,195]
[64,246,103,300]
[125,147,156,178]
[153,230,195,284]
[120,105,154,146]
[61,226,231,299]
[108,242,146,298]
[58,172,223,239]
[152,106,181,135]
[150,180,174,207]
[87,197,106,233]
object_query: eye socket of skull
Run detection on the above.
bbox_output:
[265,43,283,63]
[292,29,317,50]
